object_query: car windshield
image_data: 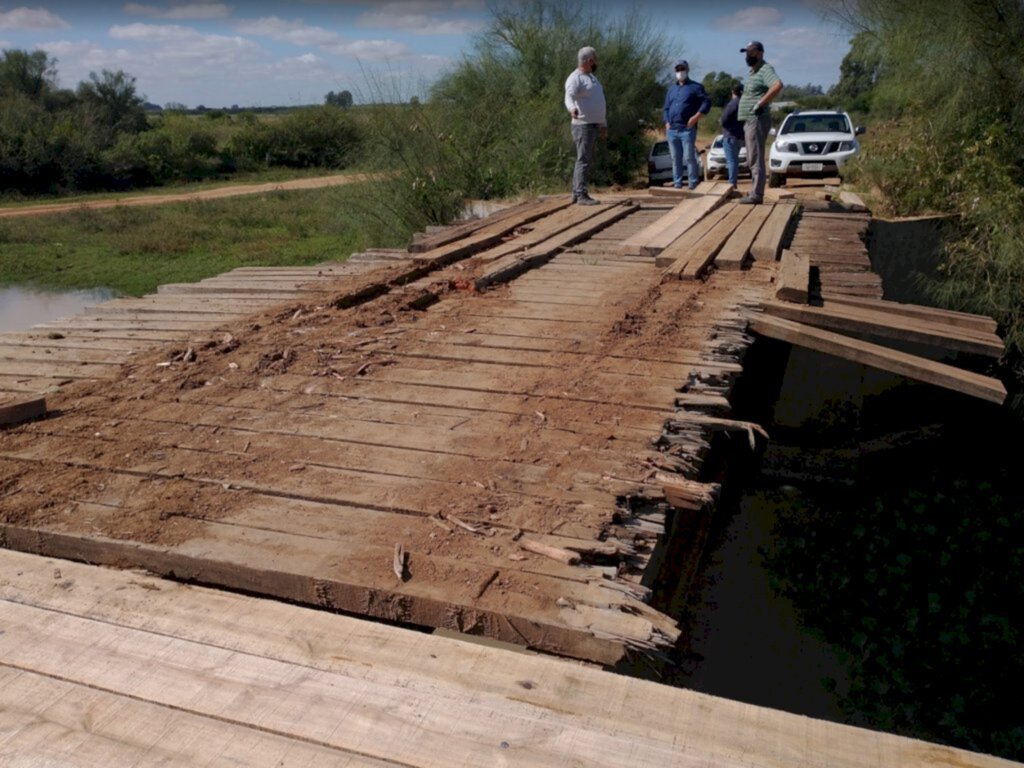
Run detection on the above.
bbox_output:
[781,114,851,134]
[652,141,670,156]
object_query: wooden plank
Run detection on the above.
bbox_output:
[762,301,1004,357]
[750,314,1007,404]
[618,199,692,255]
[0,396,46,427]
[652,204,734,268]
[408,197,561,253]
[413,197,575,268]
[749,202,797,262]
[825,294,1000,335]
[640,188,731,257]
[713,204,774,271]
[476,203,639,289]
[0,549,1011,768]
[775,249,810,303]
[666,206,753,281]
[840,190,869,211]
[0,668,388,768]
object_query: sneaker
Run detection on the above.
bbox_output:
[738,195,762,205]
[576,196,599,206]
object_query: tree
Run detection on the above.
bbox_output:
[77,69,148,138]
[828,30,881,111]
[325,90,353,108]
[701,71,740,107]
[0,49,57,100]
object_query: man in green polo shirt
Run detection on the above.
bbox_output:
[738,41,783,204]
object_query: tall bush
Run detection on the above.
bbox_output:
[832,0,1024,407]
[364,0,668,227]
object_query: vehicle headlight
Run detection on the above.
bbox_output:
[838,141,855,151]
[775,141,797,152]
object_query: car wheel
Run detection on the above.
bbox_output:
[648,176,657,187]
[768,173,784,188]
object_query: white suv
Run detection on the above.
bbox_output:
[768,110,865,187]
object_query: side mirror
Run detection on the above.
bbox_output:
[855,125,866,135]
[768,128,777,137]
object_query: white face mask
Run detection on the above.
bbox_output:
[675,70,687,82]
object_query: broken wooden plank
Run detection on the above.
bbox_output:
[824,295,999,335]
[0,396,46,427]
[713,204,774,271]
[762,301,1004,357]
[750,314,1007,404]
[749,203,797,263]
[775,249,810,303]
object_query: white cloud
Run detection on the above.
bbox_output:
[0,7,70,30]
[358,10,482,35]
[235,16,339,46]
[123,3,231,20]
[713,6,785,31]
[324,38,411,59]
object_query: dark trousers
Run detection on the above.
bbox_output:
[571,123,598,199]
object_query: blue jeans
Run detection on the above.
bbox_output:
[722,135,741,185]
[666,126,699,189]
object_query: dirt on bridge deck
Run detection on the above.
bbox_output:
[0,196,775,665]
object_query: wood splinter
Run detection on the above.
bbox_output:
[520,539,581,566]
[392,543,407,581]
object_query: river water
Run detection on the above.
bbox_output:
[0,286,117,333]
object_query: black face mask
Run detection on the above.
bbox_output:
[591,63,598,73]
[745,55,758,67]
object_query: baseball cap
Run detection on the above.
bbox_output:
[673,59,689,69]
[740,41,764,52]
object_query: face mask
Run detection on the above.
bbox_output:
[591,63,598,73]
[745,55,758,67]
[675,71,687,82]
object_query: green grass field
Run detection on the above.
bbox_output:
[0,182,413,296]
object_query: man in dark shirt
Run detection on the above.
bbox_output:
[662,59,711,190]
[719,82,744,188]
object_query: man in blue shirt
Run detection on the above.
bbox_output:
[663,59,710,190]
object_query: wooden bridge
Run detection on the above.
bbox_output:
[0,183,1012,766]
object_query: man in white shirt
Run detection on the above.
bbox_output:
[564,46,607,205]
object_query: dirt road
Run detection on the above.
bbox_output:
[0,172,377,219]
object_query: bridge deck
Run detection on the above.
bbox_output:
[0,187,1012,765]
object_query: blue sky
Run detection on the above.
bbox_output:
[0,1,853,108]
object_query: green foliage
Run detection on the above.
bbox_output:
[701,71,741,107]
[829,31,882,112]
[778,82,825,100]
[226,106,364,170]
[0,49,57,100]
[834,0,1024,410]
[363,0,668,227]
[762,449,1024,759]
[0,50,370,195]
[325,90,354,108]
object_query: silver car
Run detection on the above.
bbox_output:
[705,134,749,181]
[647,140,703,187]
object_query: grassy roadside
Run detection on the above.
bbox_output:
[0,182,414,296]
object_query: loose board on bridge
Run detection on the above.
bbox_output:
[751,314,1007,404]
